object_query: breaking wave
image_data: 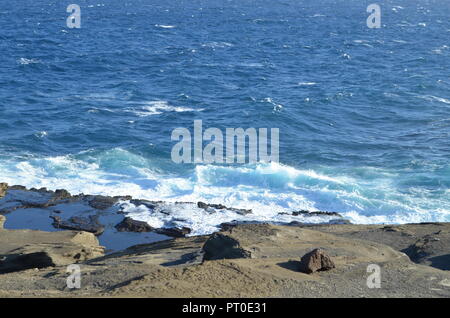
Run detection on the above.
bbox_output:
[0,148,449,234]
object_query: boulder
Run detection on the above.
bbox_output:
[115,217,154,232]
[298,248,335,274]
[0,215,5,229]
[202,232,252,260]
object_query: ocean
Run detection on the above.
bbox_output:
[1,0,450,235]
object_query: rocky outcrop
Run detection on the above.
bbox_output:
[298,248,336,274]
[155,227,192,238]
[0,223,104,274]
[115,217,154,232]
[403,232,450,270]
[51,215,105,236]
[114,217,191,237]
[0,187,79,214]
[129,199,160,210]
[197,201,252,215]
[87,195,132,210]
[0,222,450,297]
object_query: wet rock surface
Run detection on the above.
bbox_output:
[87,195,132,210]
[292,210,342,217]
[0,185,351,240]
[197,201,252,215]
[155,227,192,238]
[51,215,105,236]
[115,217,154,232]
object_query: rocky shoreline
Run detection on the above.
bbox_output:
[0,182,449,297]
[0,183,350,251]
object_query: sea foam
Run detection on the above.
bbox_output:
[0,148,449,235]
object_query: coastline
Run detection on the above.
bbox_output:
[1,182,449,297]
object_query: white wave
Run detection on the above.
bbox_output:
[155,24,175,29]
[417,95,450,105]
[298,82,317,86]
[126,101,204,117]
[1,149,449,235]
[263,97,283,112]
[202,42,233,48]
[34,131,48,138]
[18,58,40,65]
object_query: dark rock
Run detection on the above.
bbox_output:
[52,189,72,201]
[402,234,450,270]
[29,187,47,193]
[219,221,239,231]
[219,220,264,231]
[115,217,154,233]
[130,199,159,210]
[197,201,252,215]
[155,227,192,238]
[292,210,342,217]
[197,201,210,209]
[0,183,8,198]
[51,215,105,236]
[0,252,56,274]
[8,185,26,191]
[229,208,253,216]
[88,195,119,210]
[202,232,252,260]
[299,248,335,274]
[288,219,351,227]
[288,221,304,227]
[114,195,132,201]
[327,219,352,225]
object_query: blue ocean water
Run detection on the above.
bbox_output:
[1,0,450,231]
